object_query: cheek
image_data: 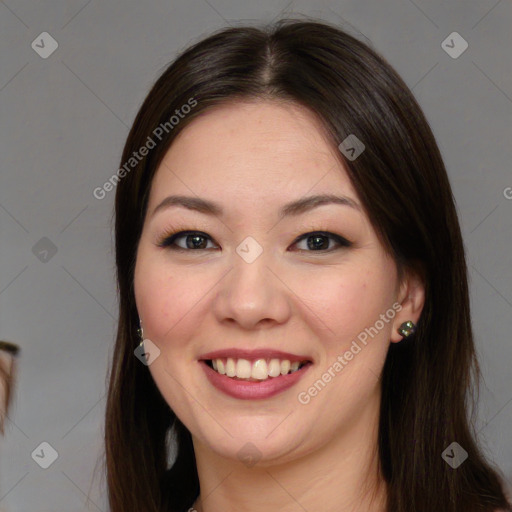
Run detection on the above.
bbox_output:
[134,251,177,341]
[295,265,394,344]
[134,250,212,349]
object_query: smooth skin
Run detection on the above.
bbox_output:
[134,100,425,512]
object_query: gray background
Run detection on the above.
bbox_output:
[1,0,511,510]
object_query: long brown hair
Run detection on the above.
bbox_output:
[104,18,512,512]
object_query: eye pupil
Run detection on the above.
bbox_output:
[187,234,207,249]
[308,235,329,250]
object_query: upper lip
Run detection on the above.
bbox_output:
[199,348,312,363]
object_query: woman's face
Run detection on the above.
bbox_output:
[134,100,421,466]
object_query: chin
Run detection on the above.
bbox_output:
[191,413,314,467]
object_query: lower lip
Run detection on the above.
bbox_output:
[199,360,312,400]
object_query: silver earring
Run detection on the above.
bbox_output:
[137,320,144,348]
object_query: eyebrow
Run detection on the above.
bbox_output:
[151,193,361,219]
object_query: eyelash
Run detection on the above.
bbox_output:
[156,228,353,253]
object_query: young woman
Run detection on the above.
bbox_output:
[103,18,512,512]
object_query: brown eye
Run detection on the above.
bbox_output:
[292,231,352,252]
[158,230,352,253]
[158,231,217,251]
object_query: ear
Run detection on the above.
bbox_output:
[390,267,425,343]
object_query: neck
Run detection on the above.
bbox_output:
[190,392,387,512]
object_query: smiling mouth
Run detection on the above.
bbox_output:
[203,358,312,382]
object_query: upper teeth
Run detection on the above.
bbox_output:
[211,358,304,380]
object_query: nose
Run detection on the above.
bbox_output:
[211,245,291,330]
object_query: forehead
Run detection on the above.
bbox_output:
[148,100,359,213]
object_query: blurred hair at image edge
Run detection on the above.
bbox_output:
[0,341,20,436]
